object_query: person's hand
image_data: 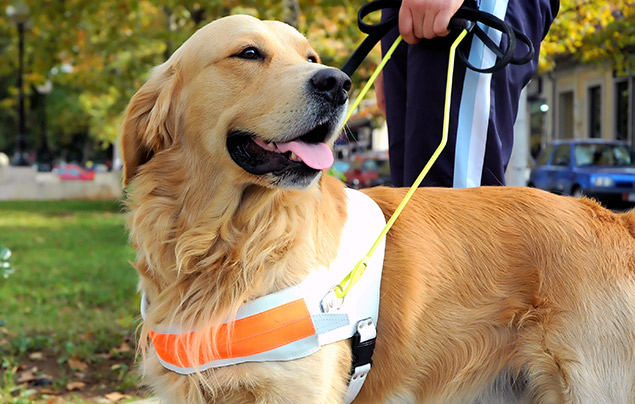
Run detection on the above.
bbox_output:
[375,71,386,116]
[398,0,464,44]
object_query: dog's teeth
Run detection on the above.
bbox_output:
[282,150,302,162]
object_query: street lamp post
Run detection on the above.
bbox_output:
[36,80,53,171]
[6,2,31,166]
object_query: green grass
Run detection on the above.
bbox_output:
[0,200,144,402]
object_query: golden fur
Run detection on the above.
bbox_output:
[121,15,635,404]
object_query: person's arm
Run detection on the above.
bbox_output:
[375,71,386,116]
[398,0,464,44]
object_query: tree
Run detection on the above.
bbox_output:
[0,0,378,163]
[540,0,635,75]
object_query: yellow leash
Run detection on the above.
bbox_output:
[334,29,469,300]
[343,35,403,125]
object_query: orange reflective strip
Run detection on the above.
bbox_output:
[149,299,316,369]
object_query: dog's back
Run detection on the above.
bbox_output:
[359,184,635,403]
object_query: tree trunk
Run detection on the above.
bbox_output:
[283,0,300,29]
[163,6,174,60]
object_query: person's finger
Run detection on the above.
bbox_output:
[422,9,437,39]
[433,8,453,37]
[399,5,420,44]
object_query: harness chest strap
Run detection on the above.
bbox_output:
[142,188,386,403]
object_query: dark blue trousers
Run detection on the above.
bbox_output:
[381,0,559,187]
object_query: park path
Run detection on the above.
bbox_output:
[0,166,122,200]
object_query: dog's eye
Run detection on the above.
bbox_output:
[237,47,263,60]
[307,55,318,63]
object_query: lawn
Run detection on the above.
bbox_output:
[0,200,148,403]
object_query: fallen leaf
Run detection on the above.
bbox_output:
[110,341,133,356]
[17,368,37,383]
[67,357,88,371]
[80,329,93,341]
[66,381,86,391]
[29,352,44,360]
[110,364,122,371]
[117,342,132,353]
[104,392,129,402]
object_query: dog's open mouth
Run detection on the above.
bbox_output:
[227,122,335,176]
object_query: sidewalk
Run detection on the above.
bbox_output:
[0,166,122,200]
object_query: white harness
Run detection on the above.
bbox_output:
[142,188,386,403]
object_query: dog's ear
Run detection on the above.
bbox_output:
[120,63,181,186]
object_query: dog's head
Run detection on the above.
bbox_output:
[121,14,351,190]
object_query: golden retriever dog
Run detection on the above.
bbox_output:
[120,14,635,404]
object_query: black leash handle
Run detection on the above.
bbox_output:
[452,8,534,73]
[341,0,401,77]
[340,0,535,77]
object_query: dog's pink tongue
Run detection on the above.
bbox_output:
[276,141,334,170]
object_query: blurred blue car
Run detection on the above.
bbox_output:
[528,140,635,207]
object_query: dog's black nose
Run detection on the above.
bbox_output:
[310,68,352,105]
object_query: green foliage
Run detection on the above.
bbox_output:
[541,0,635,74]
[0,0,631,159]
[0,0,381,161]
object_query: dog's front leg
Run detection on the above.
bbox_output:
[231,342,353,404]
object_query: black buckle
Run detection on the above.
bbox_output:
[350,329,376,373]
